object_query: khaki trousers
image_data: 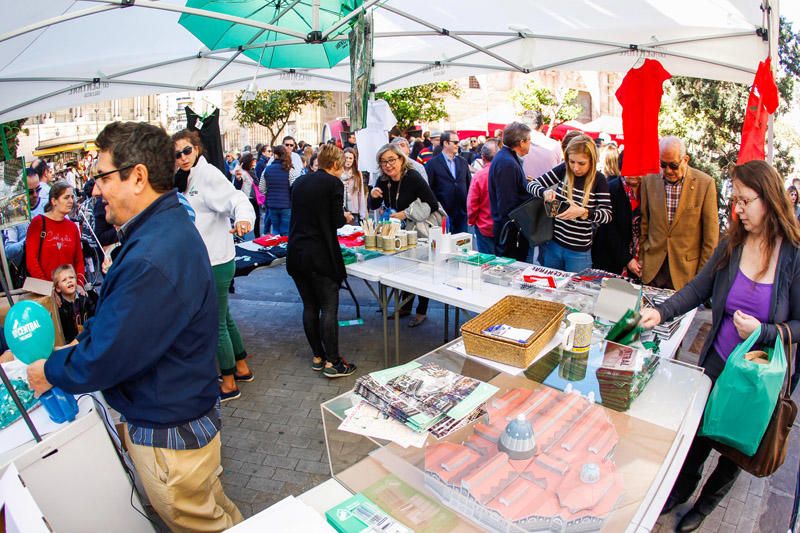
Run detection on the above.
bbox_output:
[124,425,243,533]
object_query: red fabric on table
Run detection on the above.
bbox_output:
[737,57,779,164]
[338,234,365,248]
[254,234,288,247]
[615,59,671,177]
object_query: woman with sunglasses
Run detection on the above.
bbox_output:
[527,135,612,272]
[369,143,439,327]
[173,129,255,402]
[26,181,85,285]
[639,160,800,532]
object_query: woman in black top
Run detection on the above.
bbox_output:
[368,143,439,215]
[369,143,439,327]
[287,144,357,378]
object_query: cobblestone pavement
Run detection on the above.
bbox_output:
[223,265,798,532]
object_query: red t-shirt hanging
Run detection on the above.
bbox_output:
[615,59,672,176]
[737,57,779,164]
[25,215,85,282]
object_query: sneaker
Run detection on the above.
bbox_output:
[220,389,241,402]
[323,360,357,378]
[312,358,325,371]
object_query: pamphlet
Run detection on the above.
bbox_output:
[326,493,411,533]
[338,401,428,448]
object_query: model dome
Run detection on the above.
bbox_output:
[498,414,536,460]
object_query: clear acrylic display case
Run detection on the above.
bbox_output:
[321,342,708,532]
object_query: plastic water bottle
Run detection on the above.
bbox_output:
[39,387,78,423]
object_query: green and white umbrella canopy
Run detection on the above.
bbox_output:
[0,0,779,123]
[179,0,362,69]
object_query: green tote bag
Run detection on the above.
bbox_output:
[699,325,788,456]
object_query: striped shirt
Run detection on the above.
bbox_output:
[527,163,612,251]
[127,399,221,450]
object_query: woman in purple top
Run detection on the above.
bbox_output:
[639,160,800,532]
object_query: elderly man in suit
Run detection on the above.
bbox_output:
[425,130,471,234]
[640,136,719,290]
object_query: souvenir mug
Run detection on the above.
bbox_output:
[407,230,418,246]
[364,234,377,249]
[562,312,593,354]
[397,231,408,249]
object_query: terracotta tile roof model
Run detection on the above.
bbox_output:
[425,387,624,532]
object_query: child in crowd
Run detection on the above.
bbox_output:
[52,264,95,343]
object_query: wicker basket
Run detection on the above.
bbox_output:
[461,296,566,368]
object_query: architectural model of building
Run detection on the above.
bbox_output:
[424,387,623,532]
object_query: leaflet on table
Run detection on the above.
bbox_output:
[354,362,498,433]
[326,493,411,533]
[519,265,572,289]
[338,401,429,448]
[481,324,536,344]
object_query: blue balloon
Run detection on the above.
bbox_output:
[4,301,55,364]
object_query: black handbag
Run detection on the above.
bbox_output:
[506,196,553,247]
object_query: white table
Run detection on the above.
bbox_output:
[253,333,710,533]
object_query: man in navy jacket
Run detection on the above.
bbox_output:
[425,130,471,233]
[26,122,243,531]
[488,122,533,261]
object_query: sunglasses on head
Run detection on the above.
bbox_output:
[175,146,193,159]
[660,160,681,171]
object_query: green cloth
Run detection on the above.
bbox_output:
[212,260,247,375]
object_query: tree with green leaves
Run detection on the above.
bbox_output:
[376,82,462,134]
[511,81,582,133]
[234,90,330,145]
[0,120,27,162]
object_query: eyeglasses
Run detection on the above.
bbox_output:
[445,139,460,145]
[27,185,41,194]
[732,195,760,208]
[659,160,682,171]
[94,164,135,181]
[175,146,193,159]
[284,143,296,149]
[379,157,400,166]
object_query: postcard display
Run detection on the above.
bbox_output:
[322,348,706,532]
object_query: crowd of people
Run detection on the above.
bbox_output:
[1,110,798,532]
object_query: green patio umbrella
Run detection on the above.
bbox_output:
[180,0,363,69]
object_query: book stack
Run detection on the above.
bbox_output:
[596,342,660,411]
[643,289,683,341]
[354,361,497,439]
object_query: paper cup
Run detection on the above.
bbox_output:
[562,312,593,354]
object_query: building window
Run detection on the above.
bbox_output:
[576,90,592,122]
[468,76,481,89]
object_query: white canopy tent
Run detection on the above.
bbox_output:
[0,0,780,123]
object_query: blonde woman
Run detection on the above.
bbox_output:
[341,147,367,224]
[527,135,612,271]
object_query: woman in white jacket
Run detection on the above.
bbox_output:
[174,130,256,402]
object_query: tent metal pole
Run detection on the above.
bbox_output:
[321,0,383,40]
[200,0,303,90]
[766,0,779,164]
[83,0,308,39]
[377,4,528,73]
[377,35,524,88]
[0,5,118,44]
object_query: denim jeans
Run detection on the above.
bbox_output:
[473,230,496,254]
[543,240,592,272]
[270,207,291,235]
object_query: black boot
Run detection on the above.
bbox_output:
[676,508,706,532]
[660,494,686,515]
